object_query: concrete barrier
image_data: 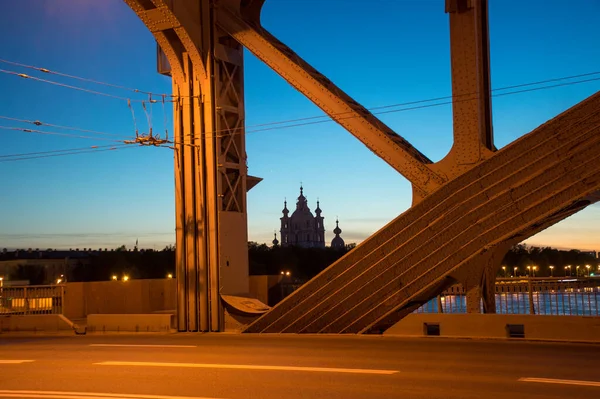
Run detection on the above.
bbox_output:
[0,314,73,333]
[384,313,600,343]
[63,279,177,320]
[87,314,175,333]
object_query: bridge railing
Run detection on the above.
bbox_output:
[0,285,64,315]
[415,277,600,316]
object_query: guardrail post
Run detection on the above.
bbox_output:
[23,286,28,315]
[527,278,535,315]
[60,285,64,315]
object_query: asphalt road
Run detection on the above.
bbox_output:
[1,334,600,399]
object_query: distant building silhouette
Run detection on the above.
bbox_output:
[331,219,345,250]
[276,185,343,248]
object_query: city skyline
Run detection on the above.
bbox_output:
[1,0,600,250]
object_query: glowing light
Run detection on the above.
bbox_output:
[123,275,129,282]
[167,273,173,279]
[112,275,118,281]
[285,271,291,276]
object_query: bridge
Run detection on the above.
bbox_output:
[119,0,600,333]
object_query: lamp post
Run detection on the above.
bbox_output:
[527,265,531,277]
[532,266,538,277]
[576,265,580,277]
[514,267,518,277]
[586,264,591,276]
[502,266,507,277]
[549,265,554,277]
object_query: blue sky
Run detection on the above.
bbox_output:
[0,0,599,250]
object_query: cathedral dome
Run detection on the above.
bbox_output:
[278,185,325,248]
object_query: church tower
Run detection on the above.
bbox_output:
[280,200,290,246]
[314,200,325,246]
[331,218,345,249]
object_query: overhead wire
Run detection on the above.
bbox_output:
[2,67,599,152]
[170,73,600,148]
[179,70,600,139]
[0,125,125,142]
[0,68,142,102]
[0,144,134,163]
[0,58,185,99]
[0,144,120,159]
[0,115,124,137]
[3,56,597,140]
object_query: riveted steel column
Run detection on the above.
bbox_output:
[125,0,251,332]
[445,0,494,169]
[173,53,208,332]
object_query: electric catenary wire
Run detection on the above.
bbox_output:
[0,144,119,159]
[169,74,600,148]
[0,115,124,137]
[0,144,133,163]
[2,56,597,140]
[180,70,600,139]
[2,55,598,138]
[0,125,125,142]
[0,68,138,102]
[0,58,183,99]
[2,70,599,150]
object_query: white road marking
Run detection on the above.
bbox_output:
[519,377,600,387]
[0,360,34,364]
[89,344,197,348]
[0,390,225,399]
[95,361,399,375]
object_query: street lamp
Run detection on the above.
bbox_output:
[513,267,518,277]
[502,266,506,277]
[285,271,291,276]
[112,275,118,281]
[586,265,591,276]
[527,265,531,276]
[123,275,130,282]
[576,265,580,277]
[532,266,538,277]
[549,265,554,277]
[167,273,173,279]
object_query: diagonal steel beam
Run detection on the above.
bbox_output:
[216,6,446,198]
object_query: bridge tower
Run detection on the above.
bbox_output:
[124,0,262,332]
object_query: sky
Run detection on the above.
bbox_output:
[0,0,599,251]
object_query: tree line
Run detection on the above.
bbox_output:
[6,243,597,284]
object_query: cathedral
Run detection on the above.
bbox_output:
[272,186,345,249]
